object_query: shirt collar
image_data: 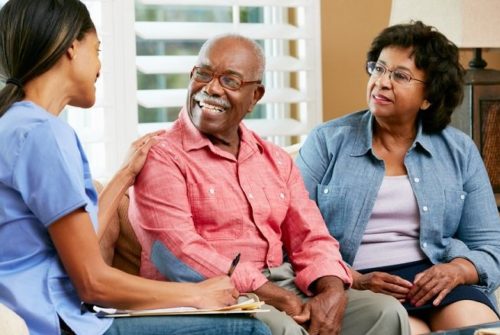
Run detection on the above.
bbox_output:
[351,110,434,157]
[179,107,263,156]
[412,120,434,156]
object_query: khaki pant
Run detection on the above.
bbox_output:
[0,303,29,335]
[255,263,410,335]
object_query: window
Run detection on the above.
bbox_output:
[134,0,323,147]
[1,0,131,180]
[1,0,322,179]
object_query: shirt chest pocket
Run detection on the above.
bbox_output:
[187,183,243,240]
[261,186,290,225]
[317,185,348,240]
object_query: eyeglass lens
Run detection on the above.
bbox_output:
[367,61,417,84]
[192,67,243,90]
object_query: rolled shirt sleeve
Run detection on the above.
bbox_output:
[282,162,352,295]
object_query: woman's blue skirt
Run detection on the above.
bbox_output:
[359,259,498,316]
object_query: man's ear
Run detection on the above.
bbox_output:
[247,85,265,113]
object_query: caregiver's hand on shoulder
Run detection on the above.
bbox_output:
[121,130,165,182]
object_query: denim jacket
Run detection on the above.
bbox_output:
[296,110,500,297]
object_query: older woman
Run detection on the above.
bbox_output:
[296,21,500,334]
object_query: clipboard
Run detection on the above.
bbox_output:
[92,293,269,318]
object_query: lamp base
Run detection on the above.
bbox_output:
[468,48,487,69]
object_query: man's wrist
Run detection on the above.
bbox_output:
[313,276,346,294]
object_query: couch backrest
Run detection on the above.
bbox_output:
[96,148,500,308]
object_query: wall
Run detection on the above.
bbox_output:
[320,0,500,122]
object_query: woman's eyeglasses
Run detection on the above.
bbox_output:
[190,66,261,91]
[366,61,425,85]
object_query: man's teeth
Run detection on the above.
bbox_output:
[200,102,224,113]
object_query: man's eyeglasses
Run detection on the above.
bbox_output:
[190,66,262,91]
[366,61,425,85]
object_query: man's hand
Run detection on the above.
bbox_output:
[293,276,347,335]
[254,281,303,317]
[352,271,412,302]
[408,259,478,307]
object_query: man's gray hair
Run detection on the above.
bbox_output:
[198,34,265,80]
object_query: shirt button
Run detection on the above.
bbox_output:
[248,193,254,199]
[460,194,465,200]
[422,206,428,212]
[279,193,285,199]
[209,188,215,195]
[414,177,420,183]
[323,188,329,194]
[422,242,428,248]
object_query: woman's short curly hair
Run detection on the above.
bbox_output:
[367,21,465,133]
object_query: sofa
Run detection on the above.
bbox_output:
[97,178,500,308]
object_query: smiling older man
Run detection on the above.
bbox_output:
[129,34,409,335]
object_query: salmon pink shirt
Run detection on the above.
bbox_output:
[129,109,352,294]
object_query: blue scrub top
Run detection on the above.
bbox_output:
[0,101,112,335]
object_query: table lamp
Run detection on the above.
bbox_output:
[390,0,500,69]
[389,0,500,207]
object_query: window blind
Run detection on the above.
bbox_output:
[1,0,323,179]
[135,0,323,145]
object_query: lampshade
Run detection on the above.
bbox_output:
[389,0,500,49]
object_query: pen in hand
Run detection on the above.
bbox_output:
[227,253,241,277]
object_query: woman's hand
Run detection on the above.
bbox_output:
[353,271,413,301]
[193,276,239,309]
[97,130,165,241]
[408,259,478,307]
[121,130,165,183]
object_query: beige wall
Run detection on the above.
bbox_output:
[320,0,500,122]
